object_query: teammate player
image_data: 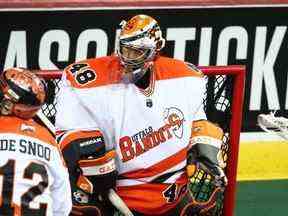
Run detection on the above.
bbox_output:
[0,68,72,216]
[56,14,227,215]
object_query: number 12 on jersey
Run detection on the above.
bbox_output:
[0,159,48,216]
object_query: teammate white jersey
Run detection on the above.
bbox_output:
[56,56,207,214]
[0,116,72,216]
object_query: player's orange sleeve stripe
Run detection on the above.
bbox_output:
[191,120,223,139]
[59,130,102,150]
[122,147,186,179]
[65,56,122,89]
[78,150,116,167]
[155,57,204,81]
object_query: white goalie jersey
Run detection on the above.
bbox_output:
[55,55,208,214]
[0,116,72,216]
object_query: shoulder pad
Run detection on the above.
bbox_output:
[154,57,204,80]
[0,116,57,146]
[64,56,121,88]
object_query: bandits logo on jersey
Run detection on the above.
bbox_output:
[119,107,185,162]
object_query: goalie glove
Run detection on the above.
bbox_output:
[71,174,117,216]
[187,120,227,186]
[76,145,117,215]
[70,175,103,216]
[60,130,118,195]
[78,149,117,194]
[59,130,118,215]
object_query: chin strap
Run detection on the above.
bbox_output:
[121,61,153,84]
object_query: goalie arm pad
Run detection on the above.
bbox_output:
[78,149,117,194]
[58,130,117,206]
[187,120,227,184]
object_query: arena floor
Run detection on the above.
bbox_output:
[235,179,288,215]
[235,141,288,215]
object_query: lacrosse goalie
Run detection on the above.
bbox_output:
[55,14,227,216]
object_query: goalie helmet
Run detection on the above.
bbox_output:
[0,68,46,119]
[116,14,165,82]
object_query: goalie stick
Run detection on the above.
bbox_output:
[257,111,288,140]
[36,111,55,134]
[108,189,134,216]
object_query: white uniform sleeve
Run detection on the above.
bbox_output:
[55,72,114,150]
[55,74,100,131]
[50,147,72,216]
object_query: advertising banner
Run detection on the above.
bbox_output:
[1,7,288,132]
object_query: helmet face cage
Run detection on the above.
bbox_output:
[117,15,165,69]
[119,43,153,68]
[0,68,46,119]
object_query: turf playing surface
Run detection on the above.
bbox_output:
[235,179,288,216]
[235,141,288,215]
[237,141,288,181]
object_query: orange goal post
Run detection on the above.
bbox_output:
[35,65,245,216]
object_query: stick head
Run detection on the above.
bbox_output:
[257,111,288,140]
